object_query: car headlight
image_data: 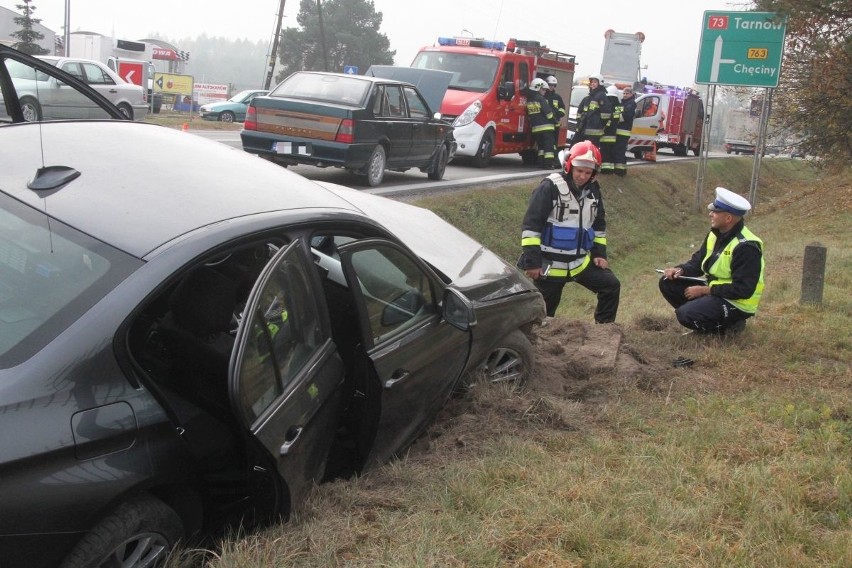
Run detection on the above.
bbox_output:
[453,100,482,128]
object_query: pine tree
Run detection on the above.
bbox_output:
[11,0,50,56]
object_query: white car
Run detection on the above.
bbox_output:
[11,56,148,121]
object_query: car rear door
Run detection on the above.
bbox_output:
[230,239,346,505]
[402,86,441,165]
[375,85,413,165]
[337,238,471,467]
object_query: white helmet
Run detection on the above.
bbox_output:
[546,75,558,86]
[607,85,620,97]
[530,78,548,92]
[589,73,603,83]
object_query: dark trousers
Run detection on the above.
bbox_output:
[613,134,629,175]
[535,263,620,322]
[534,130,556,163]
[658,277,750,333]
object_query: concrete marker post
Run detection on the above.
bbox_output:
[800,242,827,305]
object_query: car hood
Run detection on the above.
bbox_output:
[317,182,536,302]
[365,66,452,116]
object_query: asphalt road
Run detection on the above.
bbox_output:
[192,129,709,198]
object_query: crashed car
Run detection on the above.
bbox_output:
[241,71,456,187]
[0,45,544,567]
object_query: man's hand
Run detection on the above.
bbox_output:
[593,257,609,270]
[662,267,682,280]
[684,285,711,300]
[524,267,543,280]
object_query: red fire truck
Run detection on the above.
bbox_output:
[411,36,576,167]
[630,83,705,158]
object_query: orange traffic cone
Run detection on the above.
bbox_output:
[181,122,189,132]
[643,142,657,162]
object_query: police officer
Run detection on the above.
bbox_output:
[574,74,610,150]
[599,85,622,174]
[659,187,765,334]
[526,77,558,168]
[613,85,636,176]
[519,140,621,322]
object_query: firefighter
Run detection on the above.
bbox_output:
[613,85,636,176]
[599,85,622,174]
[526,77,559,168]
[519,140,621,323]
[574,73,610,151]
[659,187,765,335]
[544,75,566,133]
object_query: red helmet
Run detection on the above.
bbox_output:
[564,140,602,176]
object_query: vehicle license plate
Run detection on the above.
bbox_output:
[273,141,312,156]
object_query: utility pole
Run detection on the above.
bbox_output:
[264,0,287,90]
[64,0,70,56]
[317,0,329,72]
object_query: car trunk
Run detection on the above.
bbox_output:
[252,98,347,140]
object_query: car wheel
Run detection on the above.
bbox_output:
[363,145,386,187]
[428,144,449,180]
[472,129,494,168]
[220,111,236,123]
[59,494,184,568]
[20,97,41,121]
[481,330,534,385]
[117,103,133,120]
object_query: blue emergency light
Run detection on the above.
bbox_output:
[437,37,506,51]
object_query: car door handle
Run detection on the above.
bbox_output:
[279,426,303,456]
[109,89,118,93]
[383,370,410,389]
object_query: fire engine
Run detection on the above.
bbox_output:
[411,36,576,167]
[630,83,705,158]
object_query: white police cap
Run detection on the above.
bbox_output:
[707,187,752,216]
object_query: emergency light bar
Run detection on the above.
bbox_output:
[437,37,507,51]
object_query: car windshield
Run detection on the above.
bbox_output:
[229,90,256,103]
[270,73,370,105]
[0,195,140,367]
[410,52,498,93]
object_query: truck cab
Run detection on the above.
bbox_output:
[411,37,575,167]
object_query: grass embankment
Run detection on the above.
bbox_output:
[180,158,851,567]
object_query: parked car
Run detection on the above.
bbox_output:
[241,71,456,187]
[25,56,148,120]
[0,45,543,568]
[200,89,268,122]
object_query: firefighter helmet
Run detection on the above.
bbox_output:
[530,78,548,92]
[565,140,602,177]
[607,85,620,98]
[546,75,558,86]
[589,73,604,84]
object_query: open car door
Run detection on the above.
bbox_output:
[230,239,346,506]
[337,238,471,467]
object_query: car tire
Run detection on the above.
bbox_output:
[481,330,534,385]
[428,144,449,180]
[117,103,133,120]
[59,494,184,568]
[363,145,386,187]
[471,129,494,168]
[20,97,41,122]
[220,111,236,123]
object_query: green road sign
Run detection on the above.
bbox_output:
[695,11,786,87]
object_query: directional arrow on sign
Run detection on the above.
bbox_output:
[123,70,136,83]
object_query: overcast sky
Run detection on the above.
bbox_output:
[7,0,746,87]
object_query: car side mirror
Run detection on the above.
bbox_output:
[442,288,476,331]
[433,112,442,120]
[498,81,514,101]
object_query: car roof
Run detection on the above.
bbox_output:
[0,121,364,258]
[291,70,413,87]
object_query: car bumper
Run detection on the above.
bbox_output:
[241,131,375,169]
[450,121,486,157]
[200,111,219,121]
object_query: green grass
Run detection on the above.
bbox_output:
[173,157,851,567]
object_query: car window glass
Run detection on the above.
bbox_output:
[238,241,325,423]
[384,86,404,118]
[81,63,114,85]
[372,85,385,115]
[347,244,435,345]
[60,62,84,81]
[0,194,139,367]
[3,57,117,121]
[271,73,369,106]
[501,61,514,85]
[519,62,530,91]
[403,87,429,118]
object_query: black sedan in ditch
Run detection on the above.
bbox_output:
[0,45,543,567]
[240,71,456,187]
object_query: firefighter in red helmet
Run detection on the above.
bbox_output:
[519,140,621,322]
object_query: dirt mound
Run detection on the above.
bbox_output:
[406,319,675,463]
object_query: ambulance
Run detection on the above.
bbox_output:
[411,36,576,167]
